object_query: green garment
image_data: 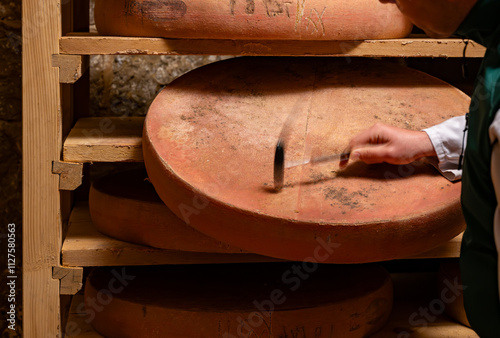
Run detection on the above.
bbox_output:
[455,0,500,336]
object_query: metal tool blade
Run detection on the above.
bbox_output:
[286,152,350,169]
[273,138,285,191]
[273,94,314,191]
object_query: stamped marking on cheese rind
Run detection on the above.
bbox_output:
[246,0,256,14]
[263,0,293,18]
[295,0,306,30]
[305,7,326,35]
[231,0,293,17]
[124,0,140,16]
[230,0,236,15]
[126,0,187,21]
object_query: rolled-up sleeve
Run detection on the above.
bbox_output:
[423,115,467,181]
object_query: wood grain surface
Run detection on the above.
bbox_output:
[59,35,487,58]
[23,0,62,336]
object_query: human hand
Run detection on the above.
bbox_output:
[339,123,437,168]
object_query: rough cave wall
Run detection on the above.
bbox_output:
[89,0,231,118]
[0,2,21,231]
[0,0,21,337]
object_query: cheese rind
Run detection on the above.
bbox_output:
[94,0,412,40]
[89,169,244,253]
[143,57,469,263]
[85,264,394,337]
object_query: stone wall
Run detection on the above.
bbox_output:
[89,0,231,118]
[0,0,21,336]
[0,1,21,230]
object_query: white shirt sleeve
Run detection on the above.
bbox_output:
[488,111,500,304]
[423,115,468,181]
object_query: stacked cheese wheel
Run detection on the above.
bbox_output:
[142,57,468,263]
[86,57,471,336]
[89,169,244,253]
[85,264,393,337]
[94,0,412,40]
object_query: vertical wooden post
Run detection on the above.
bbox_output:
[23,0,62,336]
[59,0,90,237]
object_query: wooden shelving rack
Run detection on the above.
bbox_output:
[23,1,483,337]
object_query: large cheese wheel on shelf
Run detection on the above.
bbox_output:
[143,57,469,263]
[94,0,412,40]
[89,169,245,253]
[85,263,393,337]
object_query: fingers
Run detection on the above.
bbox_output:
[339,123,423,168]
[347,123,385,150]
[352,145,399,164]
[338,129,378,169]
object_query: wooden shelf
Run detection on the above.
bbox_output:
[62,203,462,267]
[60,34,486,58]
[65,272,477,338]
[371,272,478,337]
[409,233,462,259]
[63,117,144,163]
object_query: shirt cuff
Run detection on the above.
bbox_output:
[423,115,467,182]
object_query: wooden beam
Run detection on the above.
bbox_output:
[23,0,62,336]
[53,266,83,295]
[62,203,461,267]
[63,117,144,163]
[60,34,486,58]
[407,233,462,259]
[52,54,89,83]
[371,272,478,337]
[52,161,83,190]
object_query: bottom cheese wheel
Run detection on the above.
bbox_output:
[438,260,471,327]
[85,263,393,337]
[89,169,244,253]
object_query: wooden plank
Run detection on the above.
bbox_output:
[23,0,62,336]
[60,0,90,276]
[52,161,83,190]
[408,233,462,259]
[371,272,478,337]
[62,203,282,266]
[53,266,84,295]
[65,272,477,338]
[59,34,486,57]
[62,203,461,267]
[63,117,144,162]
[52,54,89,83]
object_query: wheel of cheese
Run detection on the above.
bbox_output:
[438,260,471,327]
[94,0,412,40]
[89,169,244,253]
[85,263,393,337]
[143,57,469,263]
